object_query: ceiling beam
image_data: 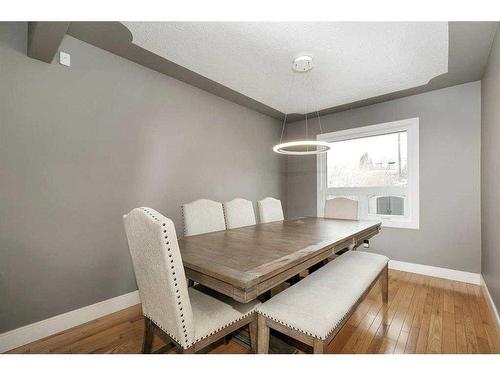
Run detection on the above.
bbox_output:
[27,22,70,63]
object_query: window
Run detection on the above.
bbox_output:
[317,118,419,229]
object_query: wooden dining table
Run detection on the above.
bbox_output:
[179,217,382,303]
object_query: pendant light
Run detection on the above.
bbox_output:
[273,56,331,155]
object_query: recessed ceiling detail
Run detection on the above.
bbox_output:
[123,22,449,114]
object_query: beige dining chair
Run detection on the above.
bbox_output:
[324,197,358,220]
[258,197,284,223]
[324,197,360,264]
[223,198,256,229]
[310,197,360,274]
[123,207,259,354]
[182,199,226,236]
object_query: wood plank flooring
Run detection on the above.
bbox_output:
[7,270,499,354]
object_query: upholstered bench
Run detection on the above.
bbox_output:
[256,251,389,354]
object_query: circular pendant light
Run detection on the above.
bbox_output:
[273,140,331,155]
[273,56,330,156]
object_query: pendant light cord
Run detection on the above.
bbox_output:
[279,112,288,144]
[305,112,308,142]
[279,73,297,144]
[308,71,323,135]
[273,56,331,156]
[278,58,322,150]
[304,70,312,151]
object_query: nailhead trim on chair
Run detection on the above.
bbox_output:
[146,311,256,349]
[222,204,228,230]
[140,207,190,348]
[181,205,186,237]
[189,311,255,346]
[140,207,255,350]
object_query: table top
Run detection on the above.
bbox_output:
[179,217,381,301]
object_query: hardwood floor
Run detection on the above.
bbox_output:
[7,270,500,354]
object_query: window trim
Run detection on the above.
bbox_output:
[316,117,420,229]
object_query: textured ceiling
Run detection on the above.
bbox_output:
[123,22,449,114]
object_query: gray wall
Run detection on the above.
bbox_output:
[0,23,286,333]
[286,81,481,273]
[481,26,500,310]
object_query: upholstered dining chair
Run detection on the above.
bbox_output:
[123,207,259,354]
[324,197,358,220]
[223,198,256,229]
[319,198,359,267]
[182,199,226,236]
[258,197,284,223]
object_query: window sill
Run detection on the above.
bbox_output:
[378,219,419,230]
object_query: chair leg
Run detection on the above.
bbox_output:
[257,315,270,354]
[381,264,388,304]
[249,320,258,353]
[142,317,154,354]
[313,338,326,354]
[177,346,195,354]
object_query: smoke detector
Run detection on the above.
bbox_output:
[292,55,313,72]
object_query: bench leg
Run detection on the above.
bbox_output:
[249,320,258,353]
[142,317,154,354]
[187,279,194,287]
[381,264,388,304]
[257,315,270,354]
[313,339,326,354]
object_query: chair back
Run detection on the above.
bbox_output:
[123,207,194,348]
[258,197,284,223]
[223,198,256,229]
[182,199,226,236]
[324,198,358,220]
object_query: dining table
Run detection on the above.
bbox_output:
[179,217,381,302]
[178,216,382,353]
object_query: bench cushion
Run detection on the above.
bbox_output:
[256,251,389,340]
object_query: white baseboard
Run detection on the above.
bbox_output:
[389,260,481,285]
[0,290,140,353]
[480,275,500,328]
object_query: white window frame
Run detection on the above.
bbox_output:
[316,117,419,229]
